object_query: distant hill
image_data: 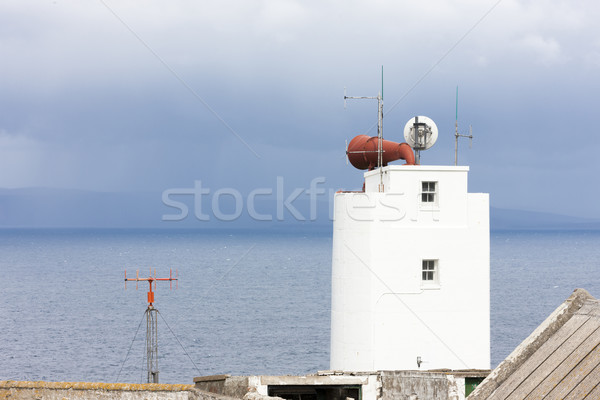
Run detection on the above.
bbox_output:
[490,207,600,230]
[0,187,164,228]
[0,187,598,230]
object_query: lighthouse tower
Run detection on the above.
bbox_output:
[331,119,490,371]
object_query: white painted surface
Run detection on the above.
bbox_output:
[330,165,490,371]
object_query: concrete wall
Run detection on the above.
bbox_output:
[191,371,490,400]
[194,374,379,400]
[380,371,464,400]
[194,375,251,399]
[0,380,239,400]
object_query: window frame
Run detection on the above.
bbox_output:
[420,181,437,203]
[419,180,439,210]
[421,259,440,288]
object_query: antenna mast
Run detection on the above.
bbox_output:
[125,269,178,383]
[454,86,473,166]
[344,66,385,192]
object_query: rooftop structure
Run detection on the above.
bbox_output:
[331,164,490,371]
[469,288,600,399]
[193,370,490,400]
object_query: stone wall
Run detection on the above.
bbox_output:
[0,380,240,400]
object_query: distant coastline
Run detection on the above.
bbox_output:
[1,187,598,231]
[490,207,600,231]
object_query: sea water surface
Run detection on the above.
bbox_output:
[1,228,599,384]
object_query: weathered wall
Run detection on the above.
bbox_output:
[193,374,376,400]
[380,371,459,400]
[194,375,250,399]
[0,380,240,400]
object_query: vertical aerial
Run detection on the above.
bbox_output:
[332,96,490,371]
[344,66,386,191]
[125,269,178,383]
[454,86,474,166]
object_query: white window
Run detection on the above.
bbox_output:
[421,181,437,203]
[422,259,439,286]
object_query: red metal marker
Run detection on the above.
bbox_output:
[124,269,178,307]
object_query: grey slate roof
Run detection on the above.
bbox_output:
[469,288,600,399]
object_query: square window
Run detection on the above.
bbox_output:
[422,259,439,286]
[421,181,437,204]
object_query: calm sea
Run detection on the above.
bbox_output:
[1,228,599,384]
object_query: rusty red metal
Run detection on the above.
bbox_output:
[347,134,415,170]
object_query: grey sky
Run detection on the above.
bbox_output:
[1,0,599,218]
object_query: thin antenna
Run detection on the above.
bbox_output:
[454,86,474,165]
[455,86,459,166]
[124,269,178,383]
[456,86,459,122]
[345,140,349,165]
[379,66,383,187]
[381,65,384,100]
[469,125,473,148]
[344,66,385,192]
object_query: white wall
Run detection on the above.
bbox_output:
[330,166,490,371]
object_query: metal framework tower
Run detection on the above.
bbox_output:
[125,269,177,383]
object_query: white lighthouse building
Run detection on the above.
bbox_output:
[330,161,490,371]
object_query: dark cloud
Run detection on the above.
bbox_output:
[0,0,599,218]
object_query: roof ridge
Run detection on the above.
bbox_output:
[467,288,597,399]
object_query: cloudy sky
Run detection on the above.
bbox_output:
[1,0,599,218]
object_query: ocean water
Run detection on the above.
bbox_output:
[0,228,599,384]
